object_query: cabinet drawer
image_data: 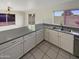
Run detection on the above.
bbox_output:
[0,37,23,51]
[24,32,35,40]
[0,42,23,59]
[61,33,74,39]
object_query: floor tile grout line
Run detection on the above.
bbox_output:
[38,45,58,59]
[46,48,60,59]
[43,41,60,53]
[42,54,52,59]
[37,41,59,59]
[30,45,48,59]
[55,48,61,59]
[37,44,51,54]
[38,46,51,59]
[21,41,78,59]
[55,48,71,59]
[50,47,60,53]
[36,43,52,59]
[41,49,58,59]
[30,52,37,59]
[41,47,52,59]
[59,49,71,59]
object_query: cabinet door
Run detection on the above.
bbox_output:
[0,49,4,59]
[24,32,36,54]
[44,29,49,41]
[39,29,44,42]
[36,29,44,45]
[0,37,23,59]
[49,30,60,47]
[60,33,74,54]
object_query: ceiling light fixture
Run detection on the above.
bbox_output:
[7,1,12,14]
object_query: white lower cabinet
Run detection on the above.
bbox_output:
[24,32,36,54]
[0,37,23,59]
[44,29,74,54]
[49,30,60,47]
[44,29,49,41]
[36,29,44,45]
[0,28,74,59]
[0,30,44,59]
[60,32,74,54]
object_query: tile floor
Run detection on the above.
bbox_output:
[21,41,79,59]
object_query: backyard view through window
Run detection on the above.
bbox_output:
[54,9,79,28]
[0,13,15,26]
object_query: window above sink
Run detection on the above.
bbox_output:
[53,9,79,28]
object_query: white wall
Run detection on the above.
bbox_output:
[39,8,53,24]
[15,11,25,27]
[0,0,26,11]
[0,0,78,31]
[31,0,79,25]
[0,0,25,31]
[51,0,79,25]
[0,11,25,31]
[24,0,74,25]
[25,8,53,25]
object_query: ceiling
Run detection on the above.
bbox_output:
[0,0,77,11]
[25,0,75,10]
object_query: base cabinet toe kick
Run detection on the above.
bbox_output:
[0,29,44,59]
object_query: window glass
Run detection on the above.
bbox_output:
[0,13,15,26]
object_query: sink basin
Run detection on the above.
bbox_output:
[53,29,71,33]
[53,29,62,31]
[53,29,79,36]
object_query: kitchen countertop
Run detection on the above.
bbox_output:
[45,27,79,36]
[53,29,79,36]
[0,27,33,45]
[0,24,44,45]
[0,23,79,45]
[44,24,79,36]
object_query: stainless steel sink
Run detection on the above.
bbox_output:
[53,29,62,31]
[55,29,79,35]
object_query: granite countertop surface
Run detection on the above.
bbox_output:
[0,24,44,45]
[47,27,79,36]
[44,24,79,36]
[0,23,79,45]
[0,27,35,45]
